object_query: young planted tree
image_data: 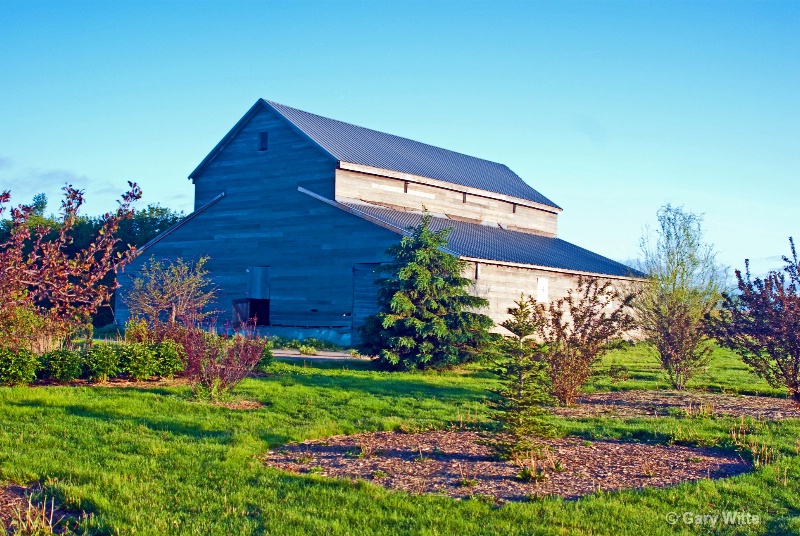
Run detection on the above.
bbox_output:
[635,204,727,389]
[0,183,141,352]
[712,239,800,406]
[123,256,217,327]
[360,213,494,370]
[539,277,635,405]
[488,295,555,446]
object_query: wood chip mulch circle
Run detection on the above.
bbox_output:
[551,391,800,420]
[263,430,749,502]
[0,483,28,530]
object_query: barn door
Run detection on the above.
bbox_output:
[352,263,383,336]
[247,266,270,326]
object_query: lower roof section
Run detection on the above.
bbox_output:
[300,188,642,279]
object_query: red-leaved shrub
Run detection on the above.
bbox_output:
[182,325,267,399]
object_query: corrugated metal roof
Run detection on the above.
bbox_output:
[337,201,641,278]
[266,100,560,209]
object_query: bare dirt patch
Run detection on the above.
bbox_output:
[212,399,264,411]
[551,391,800,420]
[263,430,749,502]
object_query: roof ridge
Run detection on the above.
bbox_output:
[266,100,522,170]
[264,99,559,208]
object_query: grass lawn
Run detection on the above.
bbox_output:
[1,347,799,535]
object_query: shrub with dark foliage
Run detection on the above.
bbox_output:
[539,277,635,405]
[712,238,800,406]
[182,325,268,400]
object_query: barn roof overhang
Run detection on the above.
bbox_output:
[299,187,645,280]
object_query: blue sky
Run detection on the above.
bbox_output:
[1,0,797,276]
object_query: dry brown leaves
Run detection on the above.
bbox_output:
[264,430,749,502]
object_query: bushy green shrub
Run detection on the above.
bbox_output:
[0,346,39,386]
[119,342,158,381]
[298,345,317,356]
[41,348,83,382]
[269,336,341,351]
[152,340,184,378]
[84,342,121,382]
[256,341,274,372]
[124,318,152,344]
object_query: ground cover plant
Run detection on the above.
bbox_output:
[2,350,800,535]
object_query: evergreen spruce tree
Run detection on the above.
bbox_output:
[360,213,494,370]
[488,295,555,454]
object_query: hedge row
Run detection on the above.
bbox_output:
[0,341,184,386]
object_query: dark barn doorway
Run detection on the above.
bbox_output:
[247,266,271,326]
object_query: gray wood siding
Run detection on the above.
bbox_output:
[352,263,383,337]
[117,106,399,328]
[471,262,637,336]
[335,169,558,237]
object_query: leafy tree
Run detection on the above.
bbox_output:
[712,239,800,406]
[488,295,555,449]
[31,193,47,217]
[539,277,635,405]
[360,213,494,370]
[0,199,181,327]
[70,204,185,326]
[123,255,216,327]
[0,183,141,352]
[635,204,727,390]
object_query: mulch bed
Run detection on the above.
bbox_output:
[551,391,800,420]
[35,376,190,388]
[0,482,80,534]
[263,430,749,502]
[0,483,28,530]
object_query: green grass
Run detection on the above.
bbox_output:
[588,344,787,398]
[1,354,799,534]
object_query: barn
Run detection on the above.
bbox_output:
[115,99,640,344]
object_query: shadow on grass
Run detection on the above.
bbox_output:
[9,400,290,446]
[258,370,488,403]
[274,358,375,371]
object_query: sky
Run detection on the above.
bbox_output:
[1,0,798,277]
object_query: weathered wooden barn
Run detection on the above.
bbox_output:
[115,99,640,344]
